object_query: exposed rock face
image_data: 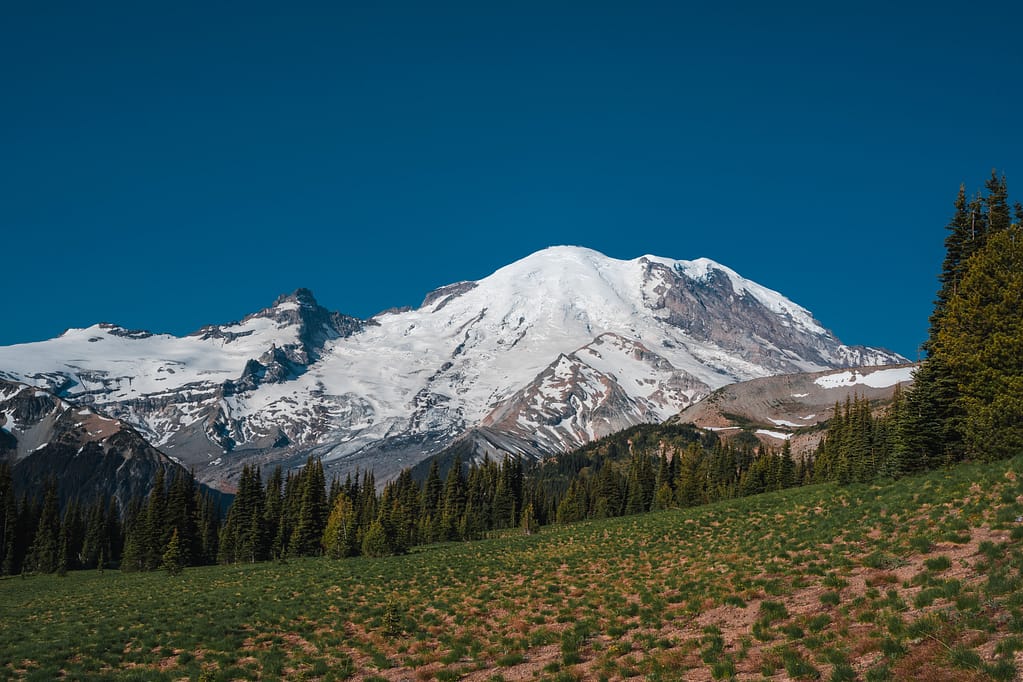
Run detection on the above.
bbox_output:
[479,334,711,455]
[420,281,478,310]
[0,248,904,489]
[0,380,198,506]
[639,259,897,371]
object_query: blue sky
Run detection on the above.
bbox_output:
[3,2,1021,359]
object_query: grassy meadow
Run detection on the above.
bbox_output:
[3,455,1023,681]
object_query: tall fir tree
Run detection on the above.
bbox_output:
[289,458,328,556]
[937,225,1023,460]
[26,480,60,574]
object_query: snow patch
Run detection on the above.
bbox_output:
[769,418,803,428]
[814,366,915,389]
[756,429,793,440]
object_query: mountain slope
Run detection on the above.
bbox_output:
[0,379,202,506]
[0,246,904,487]
[673,363,917,454]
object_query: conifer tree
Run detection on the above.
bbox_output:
[421,459,443,541]
[938,225,1023,460]
[520,502,538,535]
[290,458,328,556]
[166,469,199,566]
[675,444,705,508]
[105,497,123,566]
[264,465,283,558]
[0,463,15,575]
[555,478,587,524]
[361,517,390,557]
[26,481,59,574]
[593,461,624,518]
[440,456,467,541]
[778,440,796,489]
[142,468,168,569]
[56,517,69,576]
[323,492,359,558]
[162,527,184,575]
[492,456,517,529]
[81,498,108,570]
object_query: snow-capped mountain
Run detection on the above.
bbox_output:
[0,246,904,488]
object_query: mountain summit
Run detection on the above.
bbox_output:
[0,246,904,487]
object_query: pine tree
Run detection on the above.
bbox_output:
[0,463,15,575]
[290,458,328,556]
[421,459,443,541]
[492,456,516,529]
[322,492,359,558]
[166,469,199,566]
[675,444,705,508]
[778,440,796,489]
[219,464,266,563]
[624,462,645,515]
[361,517,390,557]
[105,497,123,566]
[162,528,184,575]
[81,498,108,570]
[520,502,538,536]
[440,457,467,541]
[142,468,168,569]
[196,492,219,565]
[26,481,60,574]
[56,518,69,577]
[594,460,623,518]
[264,465,283,559]
[938,225,1023,460]
[555,479,586,524]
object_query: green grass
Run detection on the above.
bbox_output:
[3,455,1023,679]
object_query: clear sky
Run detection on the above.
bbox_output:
[3,2,1021,359]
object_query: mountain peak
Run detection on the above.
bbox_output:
[272,287,319,309]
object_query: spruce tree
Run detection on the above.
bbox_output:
[0,463,15,575]
[290,458,328,556]
[166,469,198,566]
[162,527,184,575]
[26,481,60,574]
[421,459,443,539]
[440,457,467,541]
[142,468,168,569]
[264,465,283,558]
[938,225,1023,460]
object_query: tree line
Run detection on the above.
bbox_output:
[0,463,219,576]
